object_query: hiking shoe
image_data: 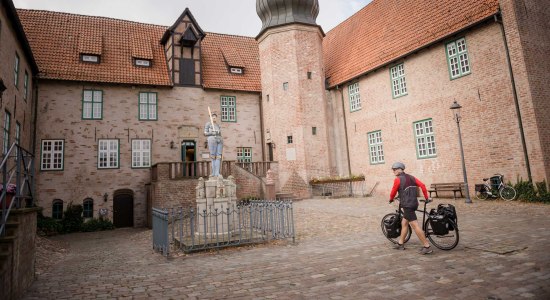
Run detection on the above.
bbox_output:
[393,243,405,250]
[419,246,433,255]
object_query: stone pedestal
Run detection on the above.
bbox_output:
[265,169,276,200]
[195,175,237,235]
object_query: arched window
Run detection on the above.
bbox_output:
[52,200,63,219]
[83,198,93,218]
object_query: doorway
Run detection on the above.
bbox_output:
[113,189,134,228]
[267,142,274,162]
[181,140,196,162]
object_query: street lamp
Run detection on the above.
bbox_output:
[450,101,472,203]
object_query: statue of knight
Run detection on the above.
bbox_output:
[204,107,223,177]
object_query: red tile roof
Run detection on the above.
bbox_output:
[201,33,262,92]
[323,0,500,88]
[17,9,172,86]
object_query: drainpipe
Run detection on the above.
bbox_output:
[259,92,265,162]
[338,86,353,196]
[495,10,532,182]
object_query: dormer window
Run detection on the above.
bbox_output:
[134,59,151,67]
[230,67,243,74]
[81,54,100,63]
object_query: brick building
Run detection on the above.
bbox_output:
[2,0,548,226]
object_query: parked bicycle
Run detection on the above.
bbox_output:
[381,198,459,250]
[474,174,516,201]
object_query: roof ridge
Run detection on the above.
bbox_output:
[16,8,169,29]
[205,32,256,40]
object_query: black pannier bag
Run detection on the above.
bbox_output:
[384,215,401,238]
[437,204,457,230]
[428,212,449,235]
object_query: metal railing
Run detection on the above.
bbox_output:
[1,142,34,236]
[310,180,367,198]
[152,200,295,256]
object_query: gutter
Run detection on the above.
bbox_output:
[495,9,532,182]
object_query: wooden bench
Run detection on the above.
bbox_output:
[428,183,464,199]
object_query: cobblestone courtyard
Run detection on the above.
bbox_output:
[24,196,550,299]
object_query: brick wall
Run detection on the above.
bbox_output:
[327,21,532,198]
[258,24,331,199]
[35,81,262,226]
[500,0,550,185]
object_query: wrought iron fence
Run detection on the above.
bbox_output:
[310,180,367,198]
[152,200,295,256]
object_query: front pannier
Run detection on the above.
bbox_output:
[384,215,401,238]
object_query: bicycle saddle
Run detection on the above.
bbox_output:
[483,178,489,181]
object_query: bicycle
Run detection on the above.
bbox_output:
[381,198,460,250]
[474,174,516,201]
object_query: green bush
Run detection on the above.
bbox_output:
[81,218,115,232]
[513,178,550,203]
[60,202,84,233]
[37,213,62,236]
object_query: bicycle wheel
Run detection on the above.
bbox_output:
[425,218,459,250]
[381,213,411,244]
[500,186,517,201]
[475,190,489,200]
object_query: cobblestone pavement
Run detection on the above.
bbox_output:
[24,197,550,299]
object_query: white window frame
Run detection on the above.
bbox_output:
[139,92,158,120]
[230,67,243,74]
[81,54,99,63]
[98,139,119,169]
[390,64,407,98]
[23,71,29,100]
[221,96,236,122]
[446,38,471,79]
[367,130,385,164]
[132,139,151,168]
[14,53,20,87]
[82,90,103,119]
[414,119,437,158]
[237,147,252,163]
[41,140,64,170]
[134,59,151,67]
[3,111,10,155]
[348,82,361,112]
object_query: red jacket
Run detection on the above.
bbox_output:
[389,174,429,200]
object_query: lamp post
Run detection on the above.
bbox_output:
[450,101,472,203]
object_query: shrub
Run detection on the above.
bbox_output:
[513,178,550,203]
[37,212,62,236]
[60,202,84,233]
[81,218,115,232]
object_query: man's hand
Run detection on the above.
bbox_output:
[388,199,394,204]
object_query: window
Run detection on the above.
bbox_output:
[287,135,293,144]
[134,59,151,67]
[82,90,103,119]
[52,200,63,219]
[3,111,10,154]
[23,71,29,100]
[348,82,361,112]
[132,139,151,168]
[41,140,64,170]
[446,38,471,79]
[414,119,437,158]
[367,130,385,164]
[98,139,119,169]
[390,64,407,98]
[283,82,289,91]
[237,147,252,163]
[230,67,243,74]
[81,54,100,63]
[139,92,158,120]
[312,127,317,135]
[221,96,236,122]
[83,198,93,218]
[15,122,20,157]
[307,72,312,79]
[14,53,20,87]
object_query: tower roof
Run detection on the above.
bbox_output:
[256,0,323,38]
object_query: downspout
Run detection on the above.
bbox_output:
[30,77,39,201]
[338,86,353,196]
[259,92,265,161]
[495,10,532,182]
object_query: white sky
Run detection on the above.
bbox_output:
[12,0,372,37]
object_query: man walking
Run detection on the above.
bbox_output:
[389,162,433,254]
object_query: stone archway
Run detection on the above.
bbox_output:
[113,189,134,228]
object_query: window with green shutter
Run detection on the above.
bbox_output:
[390,64,407,98]
[348,82,361,112]
[139,92,158,120]
[221,96,236,122]
[413,119,437,158]
[237,147,252,163]
[82,90,103,119]
[446,38,471,79]
[367,130,385,164]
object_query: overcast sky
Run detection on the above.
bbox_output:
[13,0,372,37]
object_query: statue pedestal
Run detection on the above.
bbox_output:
[195,176,236,236]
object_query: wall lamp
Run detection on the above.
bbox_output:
[170,141,175,149]
[103,193,108,202]
[0,79,6,100]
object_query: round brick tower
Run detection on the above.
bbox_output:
[256,0,331,199]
